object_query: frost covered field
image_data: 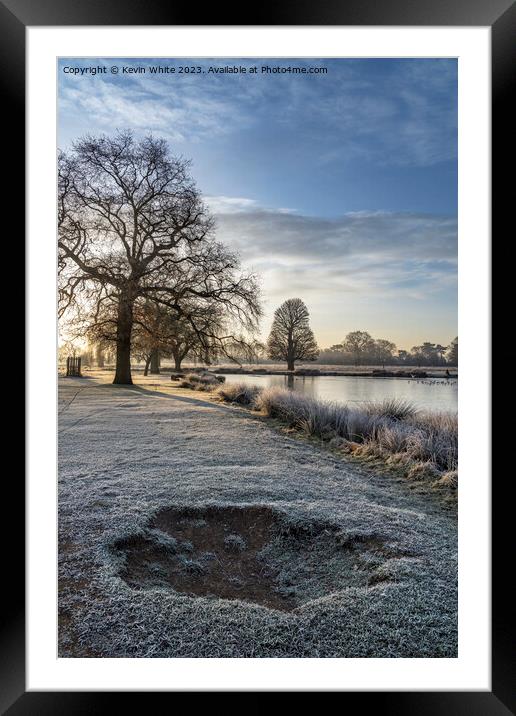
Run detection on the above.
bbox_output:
[58,373,457,658]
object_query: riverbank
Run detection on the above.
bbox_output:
[59,372,457,657]
[175,373,457,502]
[214,366,458,379]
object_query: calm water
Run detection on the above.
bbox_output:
[218,374,458,413]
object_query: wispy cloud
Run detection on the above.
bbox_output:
[204,196,260,214]
[207,197,457,342]
[205,195,295,215]
[212,204,457,267]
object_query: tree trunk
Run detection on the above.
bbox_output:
[143,355,151,376]
[174,355,183,371]
[287,333,295,372]
[113,291,134,385]
[150,349,160,374]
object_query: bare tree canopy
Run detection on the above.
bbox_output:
[341,330,375,366]
[122,298,228,373]
[266,298,319,371]
[58,131,261,383]
[373,339,397,369]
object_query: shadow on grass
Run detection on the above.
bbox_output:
[92,380,250,417]
[59,374,98,381]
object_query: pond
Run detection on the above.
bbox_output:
[217,373,457,413]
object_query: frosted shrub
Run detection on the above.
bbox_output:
[257,389,320,430]
[257,389,381,443]
[364,399,416,421]
[406,412,458,471]
[375,423,412,454]
[366,411,457,472]
[178,372,225,392]
[216,382,262,406]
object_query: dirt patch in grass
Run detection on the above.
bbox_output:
[115,506,294,611]
[113,505,413,612]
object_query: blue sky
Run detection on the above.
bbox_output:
[58,57,457,349]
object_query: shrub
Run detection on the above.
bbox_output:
[178,372,225,391]
[216,382,262,406]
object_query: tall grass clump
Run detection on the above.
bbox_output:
[216,382,262,406]
[406,411,457,471]
[363,398,416,421]
[178,372,225,392]
[255,387,457,490]
[373,412,457,471]
[255,388,387,442]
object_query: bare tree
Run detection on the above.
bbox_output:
[164,301,227,371]
[342,331,375,366]
[84,290,254,374]
[58,131,261,384]
[266,298,318,371]
[133,298,228,373]
[132,300,169,375]
[373,339,397,369]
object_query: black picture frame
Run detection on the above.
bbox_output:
[5,0,511,710]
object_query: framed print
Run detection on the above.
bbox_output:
[4,0,512,709]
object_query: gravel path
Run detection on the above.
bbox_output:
[58,374,457,658]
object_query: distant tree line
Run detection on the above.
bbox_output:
[318,332,458,367]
